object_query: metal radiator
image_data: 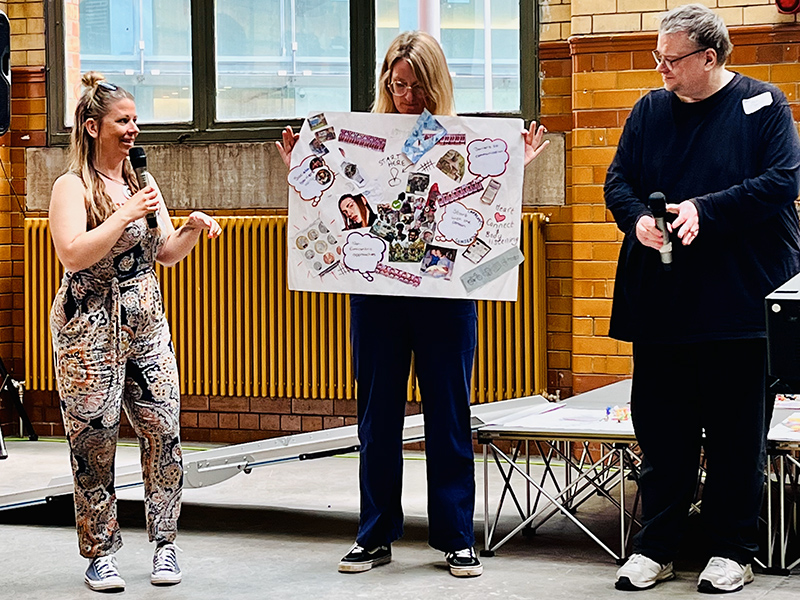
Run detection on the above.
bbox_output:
[25,214,546,403]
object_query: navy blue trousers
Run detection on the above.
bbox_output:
[630,339,768,566]
[350,295,477,553]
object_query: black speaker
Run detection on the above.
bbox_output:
[0,12,9,135]
[766,272,800,389]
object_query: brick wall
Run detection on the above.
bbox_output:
[542,1,800,42]
[1,0,45,434]
[570,0,800,35]
[540,0,571,42]
[538,40,574,397]
[0,0,7,433]
[25,387,427,445]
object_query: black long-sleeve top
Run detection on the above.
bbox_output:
[605,73,800,344]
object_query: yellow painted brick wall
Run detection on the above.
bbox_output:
[8,0,44,66]
[540,0,572,42]
[541,1,800,39]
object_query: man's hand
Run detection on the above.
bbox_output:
[668,200,700,245]
[636,214,665,250]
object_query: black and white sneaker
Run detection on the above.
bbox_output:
[84,555,126,592]
[338,543,392,573]
[445,547,483,577]
[151,542,182,586]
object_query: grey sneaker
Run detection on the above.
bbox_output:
[151,542,182,586]
[445,547,483,577]
[615,553,674,591]
[697,557,753,593]
[338,543,392,573]
[84,555,125,592]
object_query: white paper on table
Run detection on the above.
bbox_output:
[494,405,635,436]
[768,411,800,443]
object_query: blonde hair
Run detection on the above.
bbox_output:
[374,31,456,117]
[68,71,138,229]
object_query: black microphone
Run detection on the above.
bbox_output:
[648,191,672,270]
[129,147,158,229]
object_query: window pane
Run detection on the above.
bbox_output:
[215,0,351,122]
[65,0,193,126]
[375,0,520,113]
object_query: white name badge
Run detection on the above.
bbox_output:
[742,91,773,115]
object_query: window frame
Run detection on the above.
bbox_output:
[46,0,538,146]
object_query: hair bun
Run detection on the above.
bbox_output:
[81,71,107,90]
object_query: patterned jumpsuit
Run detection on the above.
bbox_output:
[50,216,183,559]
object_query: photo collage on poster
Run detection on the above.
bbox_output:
[287,111,525,301]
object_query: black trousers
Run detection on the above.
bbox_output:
[630,338,768,566]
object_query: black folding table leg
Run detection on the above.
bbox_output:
[0,421,7,459]
[0,358,37,441]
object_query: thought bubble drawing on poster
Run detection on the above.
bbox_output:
[436,202,484,246]
[468,138,510,179]
[342,232,387,281]
[288,155,335,206]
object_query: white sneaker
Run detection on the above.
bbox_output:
[615,553,674,590]
[151,542,182,585]
[84,555,126,592]
[697,557,753,593]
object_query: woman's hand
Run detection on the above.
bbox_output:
[117,186,160,224]
[276,126,299,168]
[185,211,222,239]
[523,121,550,166]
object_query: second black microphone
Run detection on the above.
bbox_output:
[129,147,158,229]
[648,191,672,270]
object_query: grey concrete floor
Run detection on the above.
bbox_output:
[0,438,798,600]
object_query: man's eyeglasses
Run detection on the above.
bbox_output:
[651,47,707,71]
[388,80,426,97]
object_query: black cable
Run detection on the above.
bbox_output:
[0,150,25,215]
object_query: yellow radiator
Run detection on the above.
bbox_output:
[25,214,546,403]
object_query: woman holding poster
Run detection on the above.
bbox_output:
[278,31,548,578]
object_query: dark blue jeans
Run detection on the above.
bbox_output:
[630,339,768,566]
[350,295,477,553]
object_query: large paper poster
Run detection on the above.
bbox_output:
[287,111,525,301]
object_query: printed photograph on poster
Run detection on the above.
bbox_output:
[339,193,377,231]
[463,237,492,264]
[294,220,341,277]
[287,111,525,301]
[308,113,329,131]
[420,245,457,280]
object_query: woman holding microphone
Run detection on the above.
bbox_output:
[49,72,221,592]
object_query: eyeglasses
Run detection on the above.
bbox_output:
[97,81,118,92]
[651,47,707,71]
[388,80,426,97]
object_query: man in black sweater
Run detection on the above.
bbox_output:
[605,4,800,594]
